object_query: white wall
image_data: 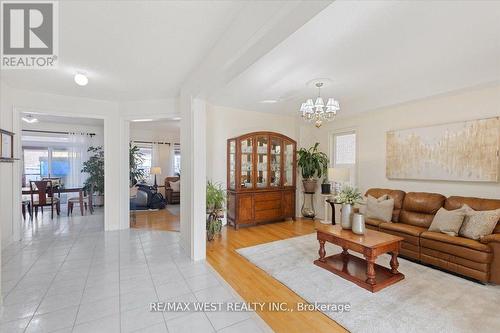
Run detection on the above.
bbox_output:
[22,122,105,147]
[306,83,500,220]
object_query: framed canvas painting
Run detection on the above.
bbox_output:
[386,117,500,182]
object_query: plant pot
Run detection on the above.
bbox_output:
[341,203,353,229]
[302,179,317,193]
[93,194,104,206]
[321,183,331,194]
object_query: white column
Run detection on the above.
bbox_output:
[180,94,207,260]
[104,117,130,230]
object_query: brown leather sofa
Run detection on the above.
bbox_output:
[164,177,180,204]
[364,188,500,284]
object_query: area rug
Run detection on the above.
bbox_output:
[237,233,500,333]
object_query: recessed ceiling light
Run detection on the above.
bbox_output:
[131,119,153,122]
[22,115,39,123]
[74,73,88,86]
[260,99,278,104]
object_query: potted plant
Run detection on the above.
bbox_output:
[335,185,362,229]
[129,144,146,186]
[81,146,105,206]
[297,142,328,193]
[206,181,225,241]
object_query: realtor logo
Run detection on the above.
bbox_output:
[1,1,58,68]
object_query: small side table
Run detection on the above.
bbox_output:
[320,194,333,224]
[326,199,338,225]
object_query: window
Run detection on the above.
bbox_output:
[137,146,152,175]
[331,131,357,185]
[174,143,181,175]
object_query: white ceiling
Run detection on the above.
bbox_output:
[130,118,180,132]
[21,113,104,126]
[1,1,243,100]
[210,1,500,116]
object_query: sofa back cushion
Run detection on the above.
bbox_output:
[400,192,446,228]
[445,196,500,233]
[365,188,405,222]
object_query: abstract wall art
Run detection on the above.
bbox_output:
[386,117,500,182]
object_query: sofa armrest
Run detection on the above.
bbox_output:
[481,233,500,284]
[479,233,500,244]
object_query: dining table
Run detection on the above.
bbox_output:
[22,186,87,216]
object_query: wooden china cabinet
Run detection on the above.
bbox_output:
[226,131,297,229]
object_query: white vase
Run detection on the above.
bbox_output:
[341,204,353,229]
[352,213,366,235]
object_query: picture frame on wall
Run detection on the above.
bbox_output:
[0,129,15,161]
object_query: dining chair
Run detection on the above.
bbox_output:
[68,184,93,216]
[30,180,61,219]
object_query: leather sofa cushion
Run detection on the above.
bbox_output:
[365,217,384,228]
[445,196,500,233]
[365,188,405,222]
[400,192,446,228]
[421,231,491,253]
[380,222,427,237]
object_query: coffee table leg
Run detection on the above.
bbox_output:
[365,254,376,285]
[390,251,400,274]
[318,240,326,262]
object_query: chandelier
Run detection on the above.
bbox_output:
[299,82,340,128]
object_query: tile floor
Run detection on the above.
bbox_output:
[1,210,271,332]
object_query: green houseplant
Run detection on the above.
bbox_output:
[129,144,146,186]
[81,146,104,206]
[297,142,329,193]
[206,181,226,241]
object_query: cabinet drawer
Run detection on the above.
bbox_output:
[254,192,281,202]
[255,199,281,211]
[255,209,281,221]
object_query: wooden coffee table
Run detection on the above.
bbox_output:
[313,222,404,292]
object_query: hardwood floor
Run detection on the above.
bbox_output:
[207,219,347,333]
[130,208,180,231]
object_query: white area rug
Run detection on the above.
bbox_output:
[237,233,500,333]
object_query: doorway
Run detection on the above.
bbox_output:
[129,118,181,231]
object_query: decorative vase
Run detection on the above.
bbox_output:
[321,183,331,194]
[301,192,315,218]
[352,213,366,235]
[341,203,353,229]
[302,179,317,193]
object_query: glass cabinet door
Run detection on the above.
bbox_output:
[283,140,295,186]
[228,140,236,189]
[256,136,268,188]
[270,137,282,187]
[240,137,253,189]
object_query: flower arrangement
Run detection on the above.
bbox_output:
[335,185,362,205]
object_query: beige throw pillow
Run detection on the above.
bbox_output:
[357,195,387,215]
[428,207,467,236]
[366,195,394,222]
[459,204,500,240]
[169,180,180,192]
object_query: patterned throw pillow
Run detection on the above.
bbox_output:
[366,195,394,222]
[169,180,180,192]
[428,207,467,236]
[459,204,500,240]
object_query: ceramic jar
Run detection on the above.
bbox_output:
[352,213,366,235]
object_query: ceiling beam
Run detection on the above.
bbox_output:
[181,0,333,97]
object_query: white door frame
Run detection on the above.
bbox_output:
[12,106,108,241]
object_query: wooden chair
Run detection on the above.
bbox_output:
[68,184,93,216]
[22,199,32,220]
[30,180,61,219]
[165,176,180,204]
